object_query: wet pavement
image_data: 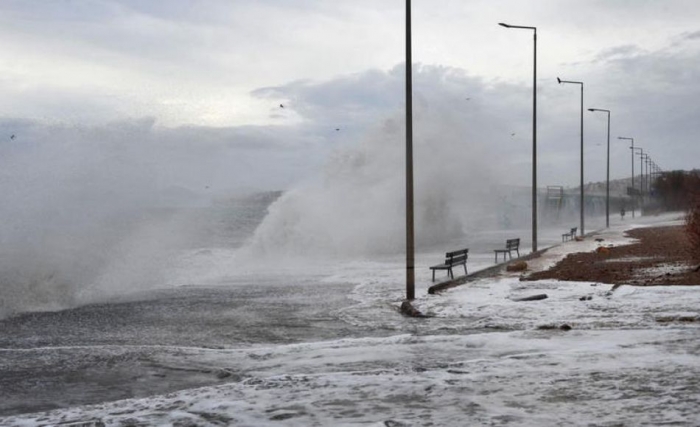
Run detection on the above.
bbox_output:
[0,279,374,416]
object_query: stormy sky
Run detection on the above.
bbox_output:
[0,0,699,192]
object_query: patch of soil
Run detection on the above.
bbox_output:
[526,225,700,285]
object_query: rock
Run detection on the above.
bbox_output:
[575,236,584,241]
[513,293,548,302]
[216,369,233,379]
[596,246,610,254]
[506,261,528,272]
[595,238,604,242]
[579,295,592,301]
[656,315,699,323]
[537,323,572,331]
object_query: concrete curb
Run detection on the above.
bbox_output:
[427,228,607,295]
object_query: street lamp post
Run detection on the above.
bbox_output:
[589,108,610,227]
[645,156,652,196]
[651,162,658,190]
[618,136,635,218]
[558,77,585,236]
[643,156,648,195]
[640,153,649,196]
[500,22,538,252]
[636,149,644,195]
[405,0,415,300]
[640,157,644,195]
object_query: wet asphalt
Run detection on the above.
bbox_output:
[0,280,369,416]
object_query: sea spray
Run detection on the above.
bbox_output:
[0,120,211,318]
[245,104,514,258]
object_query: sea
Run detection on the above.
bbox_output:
[4,189,691,426]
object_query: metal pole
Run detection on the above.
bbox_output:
[618,136,635,217]
[640,152,644,196]
[631,140,634,218]
[558,78,584,235]
[405,0,414,300]
[500,22,537,252]
[532,29,538,252]
[645,157,651,196]
[632,147,643,213]
[605,112,610,227]
[579,84,584,236]
[591,109,611,226]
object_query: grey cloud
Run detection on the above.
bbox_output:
[592,44,644,63]
[579,37,700,174]
[684,30,700,40]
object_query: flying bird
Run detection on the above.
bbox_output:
[279,104,284,108]
[511,133,516,137]
[335,128,340,131]
[10,134,15,140]
[465,97,471,101]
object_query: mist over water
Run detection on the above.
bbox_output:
[0,119,243,319]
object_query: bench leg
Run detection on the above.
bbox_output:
[516,249,520,257]
[464,264,468,275]
[449,267,453,279]
[432,269,435,282]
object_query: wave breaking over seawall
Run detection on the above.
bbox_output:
[243,105,526,259]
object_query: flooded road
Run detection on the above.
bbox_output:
[0,279,373,416]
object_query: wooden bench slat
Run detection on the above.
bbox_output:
[562,227,578,242]
[494,238,520,263]
[429,247,469,281]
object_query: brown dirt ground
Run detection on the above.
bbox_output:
[526,225,700,286]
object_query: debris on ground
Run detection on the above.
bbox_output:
[506,261,528,272]
[513,294,548,302]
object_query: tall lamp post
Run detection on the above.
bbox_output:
[405,0,415,300]
[500,22,538,252]
[645,155,652,196]
[634,148,644,194]
[640,153,649,196]
[651,162,658,191]
[642,153,649,196]
[558,77,585,236]
[588,108,610,227]
[618,136,635,218]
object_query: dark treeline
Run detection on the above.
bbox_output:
[654,170,700,262]
[654,170,700,211]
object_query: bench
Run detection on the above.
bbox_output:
[562,227,578,242]
[429,248,468,282]
[494,238,520,263]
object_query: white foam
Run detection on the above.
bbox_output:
[6,212,696,425]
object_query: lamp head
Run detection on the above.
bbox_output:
[498,23,510,28]
[557,77,562,84]
[587,108,595,112]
